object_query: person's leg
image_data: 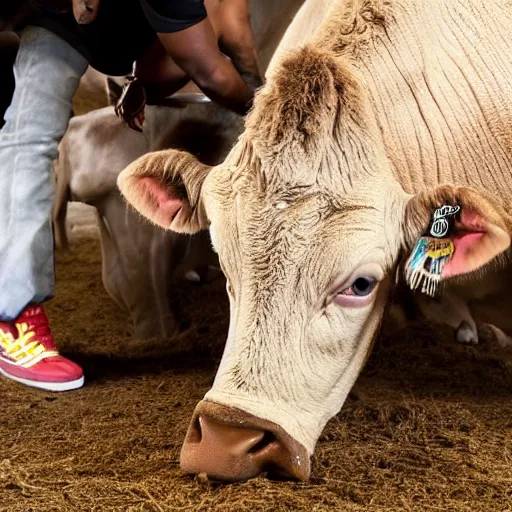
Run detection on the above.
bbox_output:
[0,26,88,321]
[0,26,88,391]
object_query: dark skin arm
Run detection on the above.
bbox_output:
[157,17,253,115]
[133,38,189,102]
[135,0,262,102]
[218,0,262,90]
[116,1,261,129]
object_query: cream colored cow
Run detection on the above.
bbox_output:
[119,0,512,481]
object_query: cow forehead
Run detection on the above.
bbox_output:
[204,156,399,270]
[205,169,391,225]
[207,156,387,201]
[208,184,391,264]
[209,205,391,310]
[206,169,401,286]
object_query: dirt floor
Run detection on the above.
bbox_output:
[1,232,511,512]
[1,83,511,512]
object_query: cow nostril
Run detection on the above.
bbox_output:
[248,430,276,455]
[187,416,202,443]
[180,402,311,482]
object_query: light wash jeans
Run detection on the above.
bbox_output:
[0,26,88,321]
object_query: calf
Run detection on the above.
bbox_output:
[54,99,242,340]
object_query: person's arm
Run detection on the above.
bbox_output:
[156,17,253,115]
[218,0,262,91]
[115,0,256,129]
[133,38,190,102]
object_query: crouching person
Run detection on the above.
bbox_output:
[0,0,258,391]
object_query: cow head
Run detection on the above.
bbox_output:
[118,46,510,481]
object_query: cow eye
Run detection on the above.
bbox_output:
[345,277,376,297]
[335,277,377,306]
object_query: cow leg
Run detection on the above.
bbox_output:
[381,302,408,336]
[52,158,71,250]
[414,290,479,345]
[175,229,220,284]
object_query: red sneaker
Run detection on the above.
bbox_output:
[0,305,84,391]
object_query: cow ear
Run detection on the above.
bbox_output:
[105,76,124,106]
[117,149,211,233]
[403,186,510,283]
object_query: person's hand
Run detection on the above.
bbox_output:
[114,75,146,133]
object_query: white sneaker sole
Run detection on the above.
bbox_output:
[0,367,84,392]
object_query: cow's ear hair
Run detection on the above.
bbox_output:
[117,150,211,233]
[403,186,510,280]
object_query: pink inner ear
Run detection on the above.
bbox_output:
[441,231,485,278]
[457,210,484,231]
[441,210,486,279]
[140,176,183,226]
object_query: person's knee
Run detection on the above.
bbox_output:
[18,26,88,80]
[5,29,86,137]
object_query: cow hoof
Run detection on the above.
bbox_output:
[182,266,222,284]
[183,270,201,283]
[481,324,512,349]
[455,321,479,345]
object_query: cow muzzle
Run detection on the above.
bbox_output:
[180,400,310,482]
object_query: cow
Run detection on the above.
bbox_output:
[53,0,307,340]
[118,0,512,482]
[53,98,240,340]
[56,77,481,344]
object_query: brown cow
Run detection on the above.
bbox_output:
[119,0,512,481]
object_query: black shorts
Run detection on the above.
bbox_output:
[32,0,206,76]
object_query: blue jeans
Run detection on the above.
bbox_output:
[0,26,88,321]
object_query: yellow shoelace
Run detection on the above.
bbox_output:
[0,322,58,368]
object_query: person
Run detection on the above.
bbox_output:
[115,0,262,131]
[0,0,261,392]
